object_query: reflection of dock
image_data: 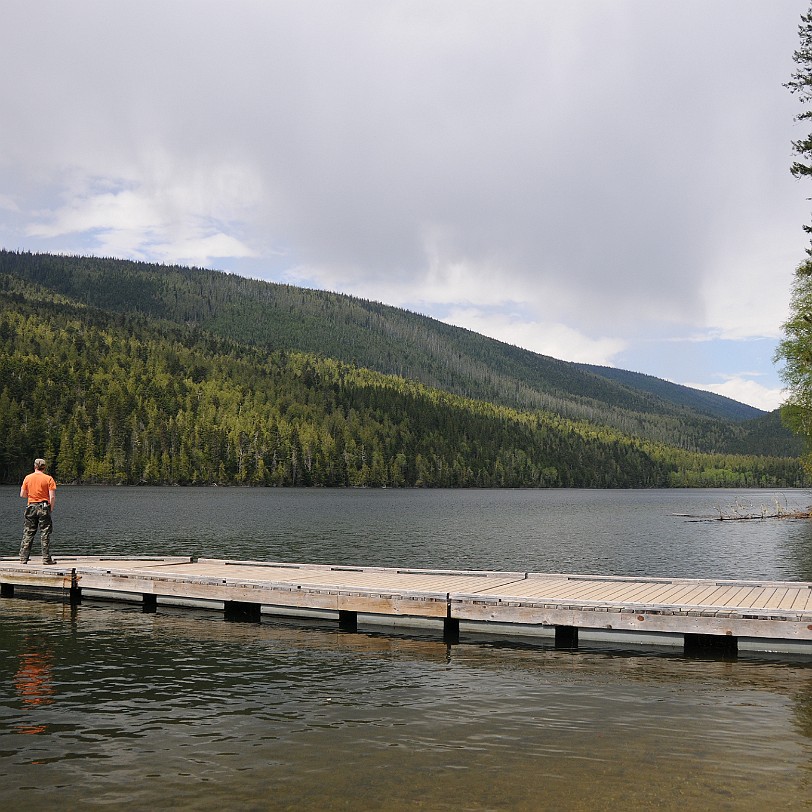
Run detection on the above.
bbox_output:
[1,556,811,656]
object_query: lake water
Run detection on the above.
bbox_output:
[1,487,811,810]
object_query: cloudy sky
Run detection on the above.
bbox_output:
[2,1,810,411]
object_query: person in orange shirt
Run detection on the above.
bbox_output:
[19,458,57,565]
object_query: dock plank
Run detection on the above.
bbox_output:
[659,583,721,606]
[744,587,779,609]
[790,589,810,611]
[765,588,790,609]
[779,589,804,610]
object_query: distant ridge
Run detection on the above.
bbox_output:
[577,363,763,423]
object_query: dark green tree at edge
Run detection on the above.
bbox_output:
[778,5,812,471]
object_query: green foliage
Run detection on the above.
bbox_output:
[787,10,812,183]
[778,7,812,469]
[776,261,812,470]
[723,409,804,458]
[577,364,762,422]
[0,263,805,489]
[0,249,798,460]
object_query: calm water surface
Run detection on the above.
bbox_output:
[1,487,811,810]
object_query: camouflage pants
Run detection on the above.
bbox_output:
[20,502,53,563]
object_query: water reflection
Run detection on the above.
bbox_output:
[794,679,812,740]
[2,485,812,810]
[783,520,812,581]
[0,597,810,811]
[12,644,55,735]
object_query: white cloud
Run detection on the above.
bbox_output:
[0,194,19,213]
[22,160,263,267]
[153,233,256,266]
[700,221,798,341]
[0,0,809,406]
[682,375,786,412]
[440,307,626,365]
[27,189,158,239]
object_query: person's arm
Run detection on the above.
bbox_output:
[20,481,28,499]
[49,488,56,511]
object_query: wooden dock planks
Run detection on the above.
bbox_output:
[1,557,811,653]
[55,558,527,619]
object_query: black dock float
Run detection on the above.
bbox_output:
[224,600,262,623]
[338,610,358,631]
[684,632,738,658]
[555,625,579,648]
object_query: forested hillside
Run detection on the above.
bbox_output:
[0,250,805,488]
[1,250,796,458]
[576,364,761,422]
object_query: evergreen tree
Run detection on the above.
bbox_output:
[778,5,812,468]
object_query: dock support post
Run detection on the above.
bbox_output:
[68,569,82,605]
[1,583,13,598]
[224,601,261,623]
[69,570,82,605]
[443,617,460,644]
[142,594,157,613]
[555,625,578,648]
[684,633,738,658]
[338,610,357,632]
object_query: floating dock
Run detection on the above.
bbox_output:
[1,556,811,656]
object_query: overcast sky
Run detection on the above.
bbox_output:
[2,1,810,410]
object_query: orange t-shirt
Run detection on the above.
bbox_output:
[22,471,57,504]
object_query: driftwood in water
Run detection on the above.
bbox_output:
[674,511,812,522]
[673,497,812,522]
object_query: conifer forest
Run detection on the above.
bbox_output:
[0,250,806,488]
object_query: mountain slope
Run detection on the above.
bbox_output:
[0,275,804,488]
[0,249,796,459]
[576,364,762,422]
